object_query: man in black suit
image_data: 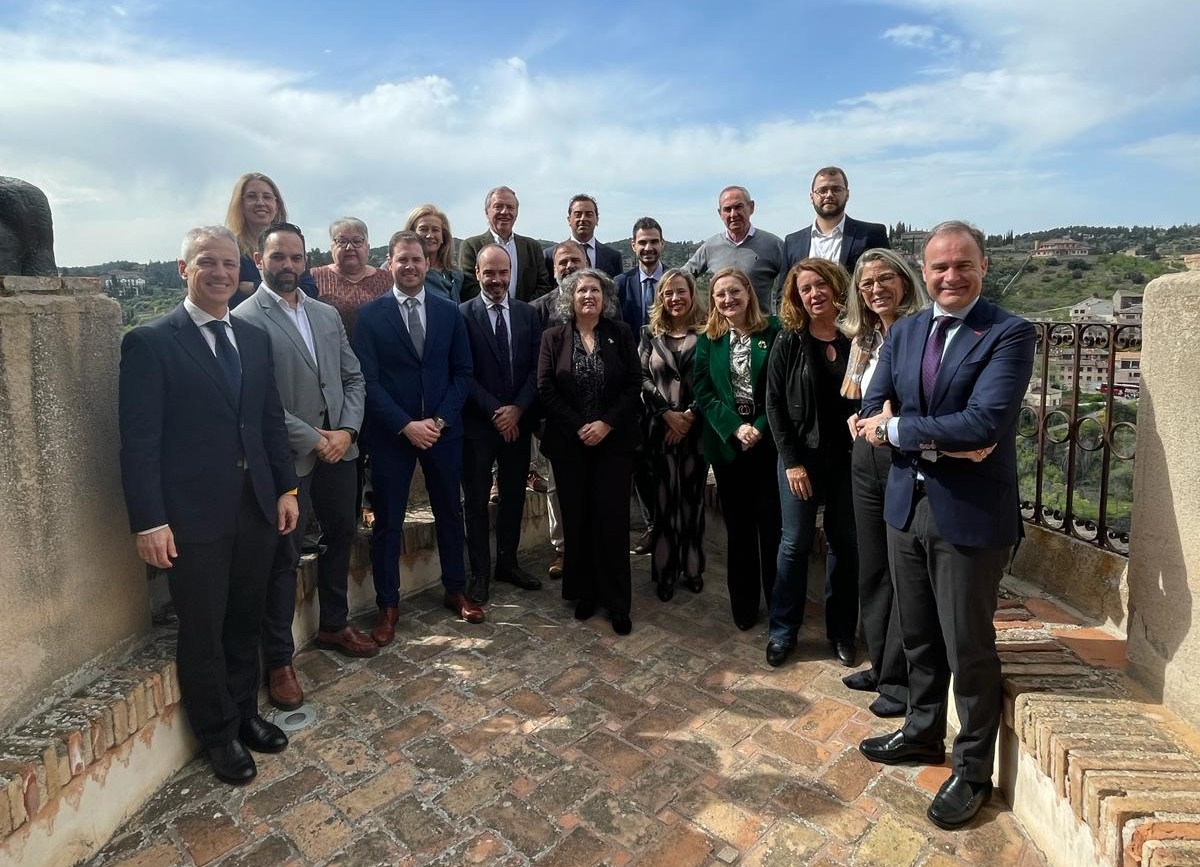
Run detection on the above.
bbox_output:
[784,166,890,276]
[353,231,481,643]
[613,216,667,554]
[458,186,553,302]
[119,226,299,785]
[856,221,1035,830]
[543,193,623,280]
[460,244,544,604]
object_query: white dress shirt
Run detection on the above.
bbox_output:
[490,231,519,295]
[810,216,846,264]
[262,285,317,364]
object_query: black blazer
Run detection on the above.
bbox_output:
[118,303,298,543]
[783,216,890,274]
[543,240,623,281]
[537,317,641,460]
[459,294,543,438]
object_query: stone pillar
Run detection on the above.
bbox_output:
[1126,271,1200,729]
[0,276,149,730]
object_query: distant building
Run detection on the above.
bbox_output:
[1114,351,1141,389]
[1032,237,1091,257]
[1070,296,1113,322]
[104,271,147,297]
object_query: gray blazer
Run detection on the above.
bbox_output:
[233,285,365,476]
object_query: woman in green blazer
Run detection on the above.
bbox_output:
[693,267,782,630]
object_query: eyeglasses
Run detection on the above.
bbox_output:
[859,273,899,291]
[242,192,277,204]
[812,186,847,197]
[332,237,367,249]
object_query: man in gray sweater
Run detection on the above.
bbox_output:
[683,185,786,313]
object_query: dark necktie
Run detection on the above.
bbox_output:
[921,315,954,405]
[404,297,424,357]
[492,303,513,391]
[642,277,656,324]
[203,320,241,396]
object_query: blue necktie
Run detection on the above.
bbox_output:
[204,320,241,396]
[642,277,656,324]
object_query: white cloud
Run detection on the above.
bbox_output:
[1121,133,1200,174]
[882,23,961,54]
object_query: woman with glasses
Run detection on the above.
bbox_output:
[405,204,464,302]
[224,172,317,307]
[693,267,782,631]
[311,218,394,340]
[840,248,927,715]
[638,269,708,602]
[764,259,859,670]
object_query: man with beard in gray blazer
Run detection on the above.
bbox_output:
[234,222,377,715]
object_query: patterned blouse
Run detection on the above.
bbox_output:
[572,329,606,419]
[311,266,394,339]
[729,330,754,403]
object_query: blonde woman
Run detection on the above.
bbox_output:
[405,204,464,302]
[223,172,316,306]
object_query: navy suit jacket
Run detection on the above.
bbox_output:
[543,240,623,281]
[459,294,543,438]
[352,291,473,469]
[614,267,655,336]
[862,297,1036,548]
[118,303,298,542]
[783,215,890,274]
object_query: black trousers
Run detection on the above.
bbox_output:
[632,439,657,529]
[712,440,781,626]
[462,428,532,577]
[262,458,358,668]
[169,478,276,748]
[648,443,707,586]
[553,446,634,617]
[850,438,908,703]
[889,493,1011,782]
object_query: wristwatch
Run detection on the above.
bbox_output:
[875,420,890,445]
[433,416,448,432]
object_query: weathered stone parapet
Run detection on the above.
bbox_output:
[1126,271,1200,732]
[0,275,149,731]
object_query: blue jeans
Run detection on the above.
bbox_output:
[769,456,858,647]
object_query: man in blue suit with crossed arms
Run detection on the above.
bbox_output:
[855,220,1035,831]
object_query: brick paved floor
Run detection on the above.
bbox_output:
[84,541,1047,867]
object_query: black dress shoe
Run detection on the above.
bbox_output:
[206,740,256,785]
[765,641,792,668]
[868,693,907,718]
[685,575,703,593]
[832,640,857,667]
[611,614,632,635]
[574,599,595,621]
[468,575,490,604]
[656,578,676,602]
[495,565,542,590]
[734,614,758,631]
[859,730,945,765]
[841,669,878,691]
[927,775,993,830]
[632,526,654,555]
[239,715,288,754]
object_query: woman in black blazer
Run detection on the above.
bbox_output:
[638,269,709,601]
[538,269,642,634]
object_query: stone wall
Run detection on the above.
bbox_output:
[1126,271,1200,729]
[0,276,150,731]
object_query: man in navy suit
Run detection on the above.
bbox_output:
[614,216,667,554]
[353,230,481,640]
[783,166,890,278]
[460,244,544,604]
[543,193,623,281]
[855,221,1035,830]
[119,226,299,785]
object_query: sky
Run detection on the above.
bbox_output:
[1,0,1198,266]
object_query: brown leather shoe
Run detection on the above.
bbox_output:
[526,470,549,494]
[444,591,485,624]
[547,555,564,580]
[315,626,379,658]
[268,665,303,711]
[371,606,399,646]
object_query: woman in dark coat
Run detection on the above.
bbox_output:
[538,268,642,635]
[638,269,708,601]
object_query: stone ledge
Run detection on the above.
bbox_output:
[996,591,1200,867]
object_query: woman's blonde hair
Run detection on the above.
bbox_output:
[841,247,927,340]
[778,258,850,333]
[703,267,769,339]
[404,204,455,270]
[224,172,288,258]
[648,269,707,337]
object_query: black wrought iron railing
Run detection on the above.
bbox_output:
[1017,321,1139,555]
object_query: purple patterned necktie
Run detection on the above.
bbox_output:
[921,316,953,405]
